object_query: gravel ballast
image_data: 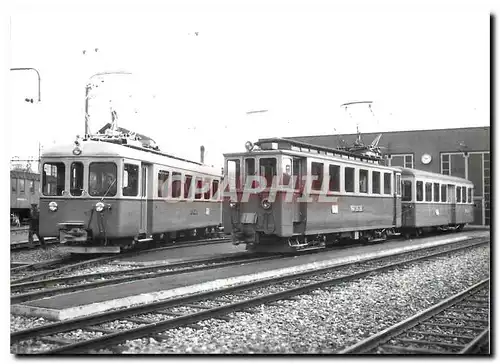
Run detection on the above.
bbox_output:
[117,245,490,354]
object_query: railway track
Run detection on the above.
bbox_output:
[11,252,282,304]
[10,237,230,284]
[339,279,490,354]
[11,238,58,251]
[11,236,489,354]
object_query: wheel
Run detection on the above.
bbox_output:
[457,224,465,232]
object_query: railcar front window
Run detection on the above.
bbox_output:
[70,162,84,196]
[89,162,117,197]
[227,160,241,189]
[345,167,355,193]
[43,162,66,196]
[402,181,412,201]
[260,158,277,188]
[462,187,467,203]
[281,157,292,186]
[359,169,368,193]
[416,181,423,201]
[19,179,25,193]
[123,164,139,197]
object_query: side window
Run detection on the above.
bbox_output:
[158,170,169,197]
[402,180,412,202]
[329,165,340,192]
[195,177,203,200]
[227,159,241,188]
[311,162,323,191]
[204,178,211,199]
[212,180,219,200]
[425,182,432,202]
[172,172,182,198]
[384,173,392,194]
[184,175,193,199]
[433,183,440,202]
[396,174,401,196]
[123,164,139,197]
[416,181,423,201]
[441,184,447,202]
[11,178,16,192]
[30,180,35,194]
[462,186,466,203]
[19,179,25,193]
[70,162,84,196]
[456,186,461,204]
[372,171,381,194]
[345,167,355,193]
[359,169,368,193]
[468,187,472,203]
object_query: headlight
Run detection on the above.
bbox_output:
[95,202,105,212]
[261,199,272,210]
[48,201,58,212]
[73,147,82,155]
[229,201,237,208]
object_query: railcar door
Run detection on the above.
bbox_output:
[139,163,150,234]
[448,184,456,225]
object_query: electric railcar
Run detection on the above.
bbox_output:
[39,132,222,254]
[223,138,474,252]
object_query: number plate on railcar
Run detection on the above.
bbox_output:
[240,212,257,224]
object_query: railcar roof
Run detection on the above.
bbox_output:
[224,149,402,171]
[42,140,221,176]
[10,170,40,180]
[400,167,473,184]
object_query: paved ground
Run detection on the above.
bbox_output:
[11,229,489,321]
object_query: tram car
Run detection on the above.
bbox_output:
[400,168,474,237]
[39,129,222,254]
[10,170,44,223]
[223,138,474,252]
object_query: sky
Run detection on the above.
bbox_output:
[5,1,492,171]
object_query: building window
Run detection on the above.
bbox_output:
[328,165,340,192]
[390,154,413,169]
[416,181,423,201]
[384,173,392,194]
[441,154,450,175]
[344,167,355,193]
[402,180,412,202]
[372,171,381,194]
[433,183,440,202]
[311,162,323,191]
[359,169,368,193]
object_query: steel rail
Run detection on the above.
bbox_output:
[338,279,490,354]
[11,238,488,353]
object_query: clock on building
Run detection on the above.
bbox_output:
[421,153,432,165]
